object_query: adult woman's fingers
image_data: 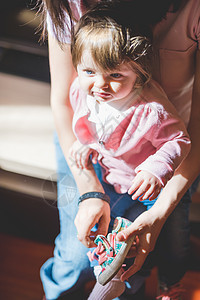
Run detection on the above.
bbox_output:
[121,248,148,281]
[117,209,166,281]
[75,198,110,248]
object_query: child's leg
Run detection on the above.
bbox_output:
[88,268,125,300]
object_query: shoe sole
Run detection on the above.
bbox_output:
[97,234,135,286]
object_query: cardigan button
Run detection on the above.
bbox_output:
[99,140,104,145]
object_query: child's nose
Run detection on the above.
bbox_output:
[95,75,108,89]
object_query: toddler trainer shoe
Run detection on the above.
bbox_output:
[87,217,135,286]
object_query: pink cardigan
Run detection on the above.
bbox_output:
[70,78,191,193]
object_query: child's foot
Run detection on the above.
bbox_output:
[87,217,135,286]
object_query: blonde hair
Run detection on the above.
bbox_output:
[71,2,152,88]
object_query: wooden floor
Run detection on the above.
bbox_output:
[0,231,200,300]
[0,233,53,300]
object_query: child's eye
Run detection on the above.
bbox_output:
[85,70,94,75]
[110,73,122,78]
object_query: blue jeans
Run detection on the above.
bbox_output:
[40,135,195,299]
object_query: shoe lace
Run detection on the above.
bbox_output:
[156,283,184,300]
[87,232,117,267]
[87,217,130,269]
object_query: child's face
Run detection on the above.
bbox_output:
[77,50,138,104]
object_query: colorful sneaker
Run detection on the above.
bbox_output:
[87,217,135,286]
[156,282,184,300]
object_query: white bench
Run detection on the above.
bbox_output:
[0,72,57,199]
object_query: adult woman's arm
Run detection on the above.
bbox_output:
[48,35,110,247]
[117,49,200,281]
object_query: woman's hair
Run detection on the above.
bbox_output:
[37,0,91,41]
[71,1,153,87]
[38,0,185,42]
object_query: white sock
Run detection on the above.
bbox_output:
[88,270,125,300]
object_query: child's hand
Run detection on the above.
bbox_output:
[69,140,99,169]
[128,170,162,201]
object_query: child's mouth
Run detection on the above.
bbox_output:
[93,91,111,99]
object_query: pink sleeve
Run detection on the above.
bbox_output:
[135,113,191,186]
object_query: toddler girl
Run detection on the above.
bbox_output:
[69,2,191,299]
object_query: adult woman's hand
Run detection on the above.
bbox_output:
[75,198,110,248]
[116,208,165,281]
